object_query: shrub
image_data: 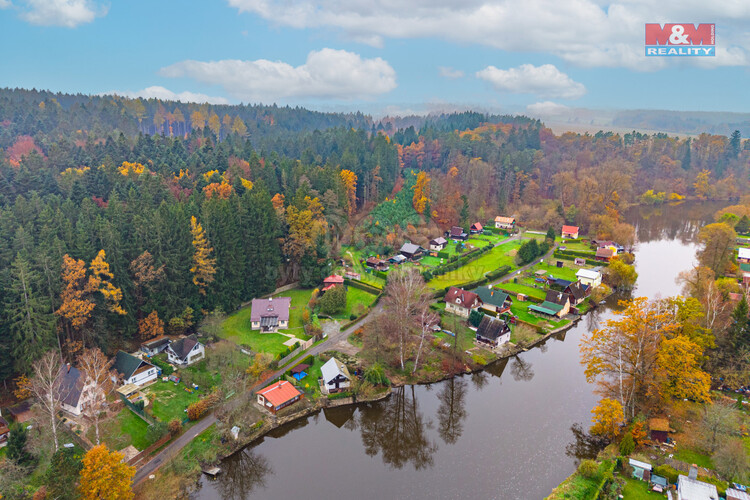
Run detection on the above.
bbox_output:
[578,459,599,479]
[653,465,680,484]
[364,363,390,386]
[146,421,169,443]
[469,309,485,327]
[168,419,182,435]
[619,432,635,456]
[472,354,487,365]
[150,356,174,376]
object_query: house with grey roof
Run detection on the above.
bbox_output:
[251,296,292,332]
[166,335,205,367]
[400,242,425,260]
[58,364,93,416]
[113,351,158,387]
[475,315,511,348]
[320,357,351,394]
[141,335,171,356]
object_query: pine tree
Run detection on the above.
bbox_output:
[7,422,33,465]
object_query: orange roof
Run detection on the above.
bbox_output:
[323,274,345,285]
[258,380,301,407]
[649,417,670,432]
[562,225,579,233]
[495,216,515,224]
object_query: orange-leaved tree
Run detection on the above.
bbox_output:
[412,171,430,215]
[590,398,625,440]
[56,254,98,336]
[190,216,216,295]
[79,444,135,500]
[138,310,164,339]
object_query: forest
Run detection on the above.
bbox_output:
[0,87,748,386]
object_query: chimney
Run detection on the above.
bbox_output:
[688,464,698,480]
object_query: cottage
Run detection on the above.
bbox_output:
[727,488,750,500]
[320,357,352,394]
[444,287,483,318]
[429,237,447,253]
[494,216,516,231]
[529,290,571,318]
[113,351,158,387]
[741,263,750,285]
[322,274,345,292]
[166,335,205,367]
[389,254,407,265]
[365,257,389,271]
[474,286,512,315]
[5,401,33,424]
[677,466,719,500]
[250,297,291,332]
[649,417,670,443]
[576,268,602,288]
[256,380,302,414]
[549,278,574,290]
[141,335,171,356]
[651,475,669,494]
[475,315,511,348]
[448,226,468,241]
[595,246,616,262]
[564,281,589,306]
[0,413,9,447]
[58,364,95,416]
[400,242,425,260]
[629,458,652,481]
[561,225,580,239]
[739,247,750,264]
[470,222,483,234]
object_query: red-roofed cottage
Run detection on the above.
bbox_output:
[322,274,345,292]
[561,225,580,239]
[444,287,482,318]
[256,380,302,414]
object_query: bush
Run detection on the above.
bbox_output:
[150,356,174,376]
[146,421,169,443]
[578,459,599,479]
[469,309,485,327]
[186,390,222,420]
[486,265,512,280]
[319,284,347,315]
[653,465,680,484]
[619,432,635,456]
[168,419,182,435]
[364,363,390,386]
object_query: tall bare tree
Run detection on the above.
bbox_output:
[78,348,115,445]
[29,351,65,451]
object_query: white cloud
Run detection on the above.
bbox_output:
[160,48,397,102]
[227,0,750,69]
[526,101,570,116]
[477,64,586,99]
[0,0,12,9]
[438,66,464,79]
[105,86,230,105]
[20,0,107,27]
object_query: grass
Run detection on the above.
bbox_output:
[92,408,152,451]
[144,380,202,423]
[221,288,312,355]
[288,355,326,397]
[327,287,378,320]
[429,239,524,289]
[674,448,714,469]
[509,302,569,330]
[621,477,664,500]
[499,282,548,301]
[529,262,581,282]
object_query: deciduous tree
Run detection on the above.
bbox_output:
[190,216,217,295]
[340,169,358,216]
[78,445,135,500]
[697,222,736,275]
[78,347,115,445]
[28,351,65,451]
[589,398,625,440]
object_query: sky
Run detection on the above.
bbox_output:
[0,0,748,117]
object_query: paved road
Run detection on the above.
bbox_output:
[133,414,217,485]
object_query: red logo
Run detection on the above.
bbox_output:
[645,24,715,45]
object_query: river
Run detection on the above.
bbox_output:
[193,201,724,500]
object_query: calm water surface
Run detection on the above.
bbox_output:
[193,201,724,500]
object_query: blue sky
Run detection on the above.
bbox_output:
[1,0,747,116]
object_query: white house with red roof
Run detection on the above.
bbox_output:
[256,380,302,414]
[322,274,345,292]
[562,225,580,239]
[251,297,292,333]
[444,287,482,318]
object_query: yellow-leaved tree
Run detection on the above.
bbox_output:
[190,216,216,295]
[90,249,126,315]
[655,335,711,403]
[79,445,135,500]
[138,310,164,339]
[590,398,625,440]
[412,171,430,214]
[340,169,358,216]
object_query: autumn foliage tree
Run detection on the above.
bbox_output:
[78,445,135,500]
[190,216,217,295]
[89,250,126,315]
[56,255,98,334]
[697,222,736,275]
[138,310,164,339]
[590,398,625,440]
[412,171,430,215]
[340,169,358,216]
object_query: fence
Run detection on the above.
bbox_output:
[127,433,172,466]
[277,338,314,367]
[120,394,156,425]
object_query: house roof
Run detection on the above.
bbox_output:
[6,401,33,422]
[629,458,652,471]
[727,488,750,500]
[494,216,515,224]
[450,226,466,237]
[545,290,570,307]
[400,242,423,254]
[114,351,155,380]
[739,247,750,260]
[58,364,85,408]
[142,335,171,349]
[250,297,291,323]
[474,286,510,308]
[596,247,615,258]
[430,237,447,246]
[649,417,670,432]
[471,222,483,231]
[565,281,587,300]
[323,274,345,285]
[366,256,385,265]
[651,475,668,488]
[741,262,750,273]
[476,315,510,341]
[321,357,351,384]
[444,287,482,309]
[677,475,718,500]
[168,335,201,361]
[290,364,310,374]
[390,254,407,263]
[577,268,601,280]
[562,225,579,234]
[257,380,301,408]
[553,278,574,289]
[529,302,563,315]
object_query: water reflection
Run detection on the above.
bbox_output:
[509,356,535,382]
[358,386,437,470]
[323,406,357,430]
[564,423,609,466]
[470,370,488,391]
[436,378,468,445]
[212,450,273,500]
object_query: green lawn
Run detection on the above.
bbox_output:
[499,282,547,301]
[144,380,202,423]
[509,302,569,330]
[674,448,714,469]
[288,355,326,396]
[221,288,312,355]
[429,239,524,289]
[622,477,664,500]
[559,239,596,254]
[92,408,152,451]
[328,287,379,320]
[528,262,580,282]
[469,232,508,245]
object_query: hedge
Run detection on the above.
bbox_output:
[344,279,383,294]
[554,250,600,267]
[486,265,512,281]
[555,248,597,259]
[150,356,174,376]
[437,251,450,259]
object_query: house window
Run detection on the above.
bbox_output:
[149,369,155,375]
